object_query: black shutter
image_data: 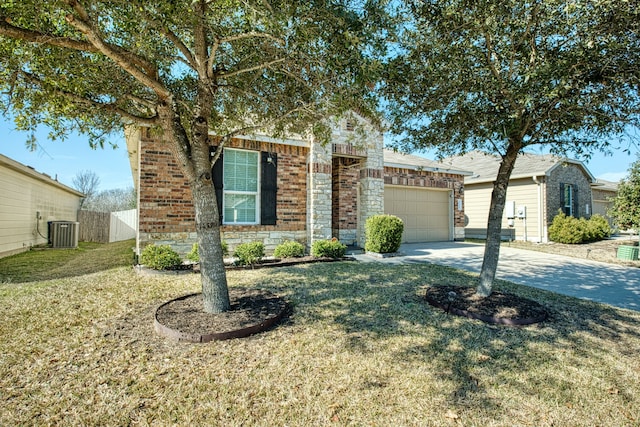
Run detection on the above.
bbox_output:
[261,152,277,225]
[560,183,566,216]
[211,147,224,224]
[573,187,579,218]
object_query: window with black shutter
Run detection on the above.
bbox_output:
[210,147,277,225]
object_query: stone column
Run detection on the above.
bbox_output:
[357,131,385,248]
[307,141,333,248]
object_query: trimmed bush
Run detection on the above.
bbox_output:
[140,244,182,270]
[186,241,229,262]
[584,214,612,242]
[549,211,611,244]
[273,241,306,258]
[234,242,265,265]
[311,239,346,259]
[364,214,404,253]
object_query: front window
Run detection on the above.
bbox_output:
[223,149,259,224]
[563,184,574,216]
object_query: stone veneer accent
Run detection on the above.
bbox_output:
[545,163,593,223]
[307,140,333,246]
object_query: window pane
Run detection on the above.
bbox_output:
[224,150,258,192]
[224,194,256,223]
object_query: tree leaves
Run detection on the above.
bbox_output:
[382,0,640,158]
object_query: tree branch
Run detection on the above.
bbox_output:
[19,70,158,125]
[220,58,286,79]
[210,32,285,77]
[0,17,97,52]
[64,1,170,100]
[481,27,521,117]
[138,11,197,70]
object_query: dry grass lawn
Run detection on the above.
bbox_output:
[1,241,640,426]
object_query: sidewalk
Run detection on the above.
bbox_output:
[353,241,640,312]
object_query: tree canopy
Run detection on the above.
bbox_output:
[1,1,384,144]
[383,0,640,296]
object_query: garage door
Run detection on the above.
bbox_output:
[384,186,451,243]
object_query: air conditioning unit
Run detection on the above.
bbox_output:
[49,221,79,248]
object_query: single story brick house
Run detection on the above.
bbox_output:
[0,153,83,258]
[441,150,596,242]
[125,118,470,255]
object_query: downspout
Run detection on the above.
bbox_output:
[532,175,543,242]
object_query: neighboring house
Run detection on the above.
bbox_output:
[0,154,83,258]
[591,179,619,226]
[441,151,596,242]
[125,118,469,255]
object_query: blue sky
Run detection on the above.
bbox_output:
[0,116,636,191]
[0,117,133,191]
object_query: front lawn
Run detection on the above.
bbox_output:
[1,246,639,425]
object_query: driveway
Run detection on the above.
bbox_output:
[353,241,640,312]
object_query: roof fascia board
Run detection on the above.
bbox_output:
[0,154,84,197]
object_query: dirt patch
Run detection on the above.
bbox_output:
[425,285,548,325]
[155,288,288,342]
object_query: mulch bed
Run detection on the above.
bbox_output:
[425,285,548,326]
[155,288,288,342]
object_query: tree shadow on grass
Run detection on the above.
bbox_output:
[260,260,640,421]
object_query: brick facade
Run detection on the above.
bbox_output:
[137,133,308,254]
[545,163,593,223]
[332,157,360,243]
[128,117,467,255]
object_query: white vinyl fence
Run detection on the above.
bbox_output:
[109,209,137,242]
[79,209,137,243]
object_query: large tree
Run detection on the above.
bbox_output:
[383,0,640,296]
[0,0,384,312]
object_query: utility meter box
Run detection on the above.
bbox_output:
[506,201,516,219]
[516,205,527,219]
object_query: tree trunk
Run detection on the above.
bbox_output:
[477,142,521,297]
[192,177,231,313]
[158,97,231,314]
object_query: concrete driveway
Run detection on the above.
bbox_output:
[353,241,640,312]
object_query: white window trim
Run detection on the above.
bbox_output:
[564,184,573,217]
[222,148,261,225]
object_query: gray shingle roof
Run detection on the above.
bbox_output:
[592,179,619,192]
[383,149,472,176]
[440,150,595,184]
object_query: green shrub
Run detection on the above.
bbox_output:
[364,214,404,253]
[273,241,306,258]
[311,239,346,259]
[186,241,229,262]
[186,243,199,262]
[234,242,265,265]
[140,244,182,270]
[584,214,611,242]
[549,211,611,244]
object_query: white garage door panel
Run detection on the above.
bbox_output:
[384,187,451,243]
